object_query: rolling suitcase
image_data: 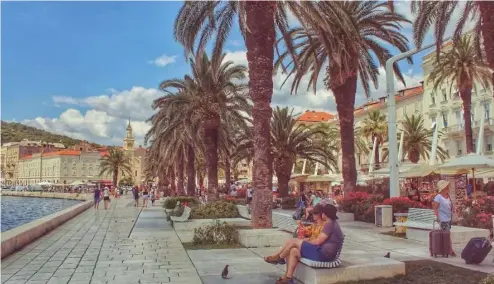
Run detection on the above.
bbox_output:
[429,221,451,258]
[461,237,492,264]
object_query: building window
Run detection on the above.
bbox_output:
[484,102,491,121]
[442,89,447,101]
[455,110,463,130]
[135,170,137,177]
[430,92,436,104]
[456,140,462,156]
[403,107,407,116]
[414,102,419,112]
[488,144,493,152]
[442,111,448,128]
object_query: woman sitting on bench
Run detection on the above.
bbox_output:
[264,204,344,284]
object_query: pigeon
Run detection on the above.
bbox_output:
[221,264,229,279]
[384,252,390,258]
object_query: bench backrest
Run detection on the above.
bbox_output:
[408,208,435,223]
[182,206,191,218]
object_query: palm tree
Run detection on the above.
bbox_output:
[276,1,410,194]
[235,107,338,197]
[99,147,132,188]
[173,1,337,228]
[361,111,388,169]
[156,51,249,201]
[411,1,494,90]
[427,35,492,153]
[399,114,448,163]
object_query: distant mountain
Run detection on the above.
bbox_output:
[1,121,100,148]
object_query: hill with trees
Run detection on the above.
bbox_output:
[1,121,100,148]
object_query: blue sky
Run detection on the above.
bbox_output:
[1,1,465,145]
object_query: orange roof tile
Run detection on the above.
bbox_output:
[42,150,81,157]
[297,111,335,122]
[353,85,423,116]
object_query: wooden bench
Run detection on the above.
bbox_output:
[170,206,191,222]
[393,208,435,230]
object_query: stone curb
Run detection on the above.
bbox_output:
[1,199,94,259]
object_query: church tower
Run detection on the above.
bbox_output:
[123,118,135,156]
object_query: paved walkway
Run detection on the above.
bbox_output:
[1,196,201,284]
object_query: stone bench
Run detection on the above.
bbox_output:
[393,208,490,246]
[170,206,191,222]
[238,228,291,248]
[173,218,251,231]
[294,257,405,284]
[237,205,251,220]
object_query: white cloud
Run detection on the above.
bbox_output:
[51,86,164,121]
[149,54,177,67]
[23,87,163,145]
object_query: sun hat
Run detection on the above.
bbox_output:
[437,180,450,192]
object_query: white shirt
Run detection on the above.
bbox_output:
[247,188,253,198]
[103,188,109,197]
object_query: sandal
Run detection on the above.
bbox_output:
[264,255,281,264]
[276,275,294,284]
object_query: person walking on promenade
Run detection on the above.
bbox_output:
[150,190,156,206]
[103,186,111,210]
[142,186,149,208]
[433,180,456,257]
[132,186,140,208]
[94,187,101,209]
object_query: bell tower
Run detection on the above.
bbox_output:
[123,118,135,153]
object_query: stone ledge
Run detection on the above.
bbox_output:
[406,227,490,246]
[294,257,405,284]
[337,212,355,222]
[238,228,292,248]
[173,218,251,231]
[0,191,89,201]
[1,200,93,259]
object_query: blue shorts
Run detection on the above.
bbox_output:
[300,241,330,262]
[94,196,100,203]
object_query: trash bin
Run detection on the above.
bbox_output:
[394,213,408,233]
[375,205,393,227]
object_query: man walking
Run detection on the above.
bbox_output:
[94,187,101,209]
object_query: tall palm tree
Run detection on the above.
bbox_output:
[99,147,132,188]
[393,114,449,163]
[361,111,388,169]
[276,1,410,194]
[156,51,249,201]
[235,107,338,197]
[411,0,494,91]
[173,1,339,228]
[427,35,492,153]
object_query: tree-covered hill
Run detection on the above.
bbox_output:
[1,121,100,148]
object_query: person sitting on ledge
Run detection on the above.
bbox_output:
[264,204,344,284]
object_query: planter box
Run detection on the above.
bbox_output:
[337,212,355,222]
[173,218,251,231]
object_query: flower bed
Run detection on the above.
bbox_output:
[222,196,247,205]
[163,196,199,209]
[190,200,240,219]
[192,221,240,246]
[459,196,494,230]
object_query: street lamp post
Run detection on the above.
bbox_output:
[386,40,449,197]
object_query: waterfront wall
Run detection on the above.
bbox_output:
[0,191,89,201]
[1,200,94,259]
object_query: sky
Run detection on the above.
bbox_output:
[1,1,472,146]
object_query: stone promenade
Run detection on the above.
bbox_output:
[1,196,201,284]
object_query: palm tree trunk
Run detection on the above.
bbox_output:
[203,122,219,201]
[245,1,275,228]
[170,167,176,196]
[478,1,494,90]
[113,168,118,189]
[274,157,292,198]
[461,88,474,153]
[177,150,185,195]
[332,75,358,195]
[186,145,196,196]
[374,140,381,170]
[224,157,231,188]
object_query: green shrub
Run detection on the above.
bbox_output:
[192,221,239,245]
[163,196,199,209]
[190,201,240,219]
[480,275,494,284]
[169,204,185,217]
